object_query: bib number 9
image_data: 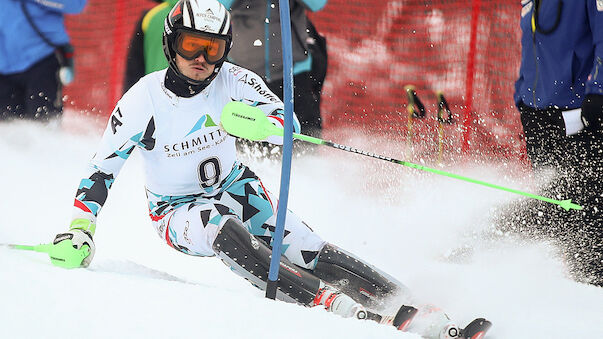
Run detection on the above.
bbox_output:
[198,157,221,188]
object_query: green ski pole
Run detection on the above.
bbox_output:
[221,101,583,211]
[0,242,52,252]
[1,241,90,268]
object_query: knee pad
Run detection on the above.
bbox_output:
[312,243,406,308]
[212,218,321,305]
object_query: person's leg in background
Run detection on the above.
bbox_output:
[514,102,603,286]
[267,71,322,138]
[563,127,603,286]
[0,73,25,120]
[22,54,63,121]
[518,103,566,170]
[292,71,322,138]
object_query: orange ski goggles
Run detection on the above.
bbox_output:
[174,30,229,64]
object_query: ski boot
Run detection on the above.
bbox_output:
[313,284,368,319]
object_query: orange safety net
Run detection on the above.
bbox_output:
[64,1,154,116]
[64,0,525,162]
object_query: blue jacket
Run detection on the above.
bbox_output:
[514,0,603,110]
[0,0,86,75]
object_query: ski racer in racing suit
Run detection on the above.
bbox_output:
[48,1,488,338]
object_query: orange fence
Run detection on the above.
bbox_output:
[64,0,525,162]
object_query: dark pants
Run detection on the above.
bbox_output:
[499,102,603,286]
[267,71,322,138]
[0,53,63,121]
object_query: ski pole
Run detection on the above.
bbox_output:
[435,91,454,165]
[1,241,90,268]
[0,242,52,252]
[220,101,583,211]
[404,85,426,159]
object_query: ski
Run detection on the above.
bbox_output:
[392,305,420,331]
[365,305,418,331]
[367,307,492,338]
[459,318,492,339]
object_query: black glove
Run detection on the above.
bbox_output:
[581,94,603,132]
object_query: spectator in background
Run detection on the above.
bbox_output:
[510,0,603,286]
[225,0,327,138]
[0,0,87,121]
[305,16,328,127]
[124,0,179,93]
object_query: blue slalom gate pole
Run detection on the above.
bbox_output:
[265,0,295,300]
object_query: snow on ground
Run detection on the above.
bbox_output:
[1,120,602,339]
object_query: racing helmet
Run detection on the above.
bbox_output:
[163,0,232,86]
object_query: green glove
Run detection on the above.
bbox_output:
[50,219,96,268]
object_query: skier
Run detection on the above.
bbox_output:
[49,1,489,337]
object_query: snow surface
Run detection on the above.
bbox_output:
[1,119,602,339]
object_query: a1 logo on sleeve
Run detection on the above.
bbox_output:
[111,107,123,134]
[598,0,603,12]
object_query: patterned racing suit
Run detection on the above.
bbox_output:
[71,62,325,269]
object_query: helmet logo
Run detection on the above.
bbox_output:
[171,5,182,20]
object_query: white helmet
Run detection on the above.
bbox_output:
[163,0,232,86]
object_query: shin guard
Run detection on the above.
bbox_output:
[212,218,321,305]
[312,243,406,308]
